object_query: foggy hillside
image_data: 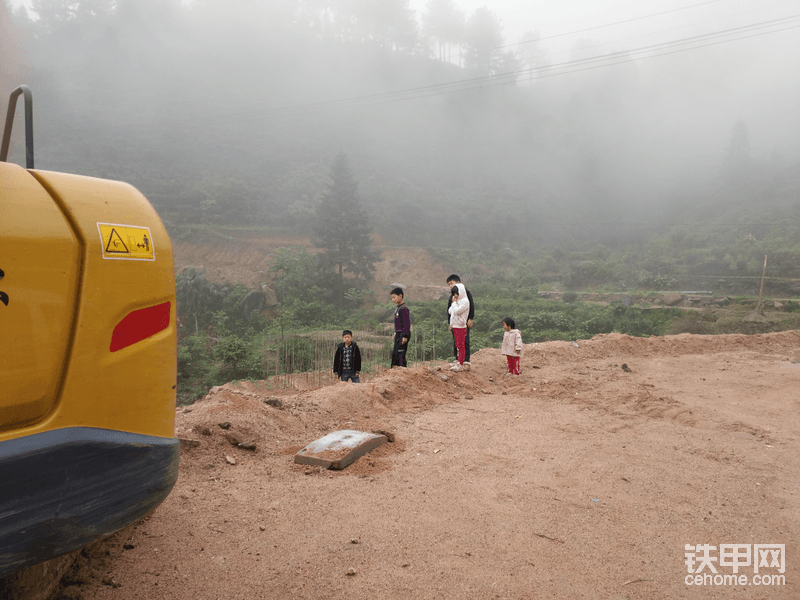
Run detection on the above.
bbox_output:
[4,0,800,251]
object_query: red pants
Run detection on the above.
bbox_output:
[453,327,466,364]
[506,355,520,375]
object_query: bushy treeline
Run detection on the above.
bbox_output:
[428,203,800,297]
[447,282,682,345]
[175,262,685,403]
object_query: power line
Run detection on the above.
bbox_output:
[519,0,800,62]
[229,15,800,118]
[38,14,800,131]
[518,15,800,80]
[422,0,799,76]
[502,0,729,48]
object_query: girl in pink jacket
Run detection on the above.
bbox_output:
[500,317,523,376]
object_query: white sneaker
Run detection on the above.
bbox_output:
[462,362,471,371]
[450,364,463,372]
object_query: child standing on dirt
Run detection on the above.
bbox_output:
[445,274,475,371]
[500,317,523,376]
[333,330,361,383]
[448,285,469,372]
[391,287,411,368]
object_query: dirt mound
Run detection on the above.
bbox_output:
[10,331,800,600]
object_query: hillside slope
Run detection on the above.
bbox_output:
[174,232,451,301]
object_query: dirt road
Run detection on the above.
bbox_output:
[49,332,800,599]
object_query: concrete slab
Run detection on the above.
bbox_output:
[294,430,388,470]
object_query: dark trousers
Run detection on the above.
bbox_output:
[391,334,408,367]
[452,327,471,362]
[340,369,360,383]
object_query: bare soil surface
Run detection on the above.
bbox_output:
[49,331,799,599]
[173,233,450,302]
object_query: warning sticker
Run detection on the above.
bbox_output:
[97,223,155,261]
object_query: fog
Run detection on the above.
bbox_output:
[2,0,799,248]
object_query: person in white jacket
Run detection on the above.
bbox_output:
[448,284,470,371]
[500,317,523,376]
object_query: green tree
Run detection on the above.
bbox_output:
[463,6,504,74]
[332,0,416,50]
[269,246,319,300]
[175,267,226,334]
[369,0,418,51]
[516,30,546,84]
[422,0,465,63]
[28,0,116,38]
[314,152,380,307]
[721,120,753,189]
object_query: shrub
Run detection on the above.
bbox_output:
[562,291,579,303]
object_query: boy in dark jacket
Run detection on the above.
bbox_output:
[333,330,361,382]
[390,287,410,368]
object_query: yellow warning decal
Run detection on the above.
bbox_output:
[97,223,155,261]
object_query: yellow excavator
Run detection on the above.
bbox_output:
[0,86,179,578]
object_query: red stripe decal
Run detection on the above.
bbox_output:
[110,302,171,352]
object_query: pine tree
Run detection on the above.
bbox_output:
[314,153,380,307]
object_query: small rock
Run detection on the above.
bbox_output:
[102,577,122,588]
[376,386,386,395]
[225,432,243,445]
[225,455,236,465]
[181,407,192,413]
[488,377,494,382]
[264,398,283,408]
[350,538,359,544]
[210,386,222,395]
[621,364,632,372]
[439,374,448,382]
[219,422,231,430]
[464,393,473,399]
[122,544,135,550]
[178,438,201,449]
[502,391,508,395]
[259,525,266,531]
[238,442,257,451]
[346,568,357,576]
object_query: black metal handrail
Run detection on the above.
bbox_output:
[0,85,34,169]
